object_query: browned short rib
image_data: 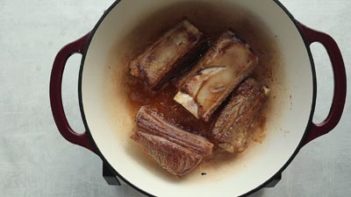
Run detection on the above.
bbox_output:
[174,31,258,121]
[129,20,203,89]
[131,106,213,176]
[212,78,267,153]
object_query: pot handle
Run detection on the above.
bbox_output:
[297,22,347,146]
[50,33,97,153]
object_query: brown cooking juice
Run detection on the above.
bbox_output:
[118,1,280,149]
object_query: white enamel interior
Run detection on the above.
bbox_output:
[81,0,314,196]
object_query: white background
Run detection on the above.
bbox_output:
[0,0,350,196]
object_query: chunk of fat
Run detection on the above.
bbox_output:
[174,66,227,118]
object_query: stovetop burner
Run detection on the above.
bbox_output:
[102,161,282,188]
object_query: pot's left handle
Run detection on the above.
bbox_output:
[50,33,97,153]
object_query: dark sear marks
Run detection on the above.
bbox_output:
[135,106,214,158]
[174,31,258,121]
[212,78,267,153]
[130,20,203,89]
[131,106,214,176]
[128,20,269,176]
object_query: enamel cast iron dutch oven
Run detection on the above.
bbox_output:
[50,0,347,196]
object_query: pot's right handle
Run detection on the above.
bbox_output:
[297,22,347,146]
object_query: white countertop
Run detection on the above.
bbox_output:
[1,0,350,196]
